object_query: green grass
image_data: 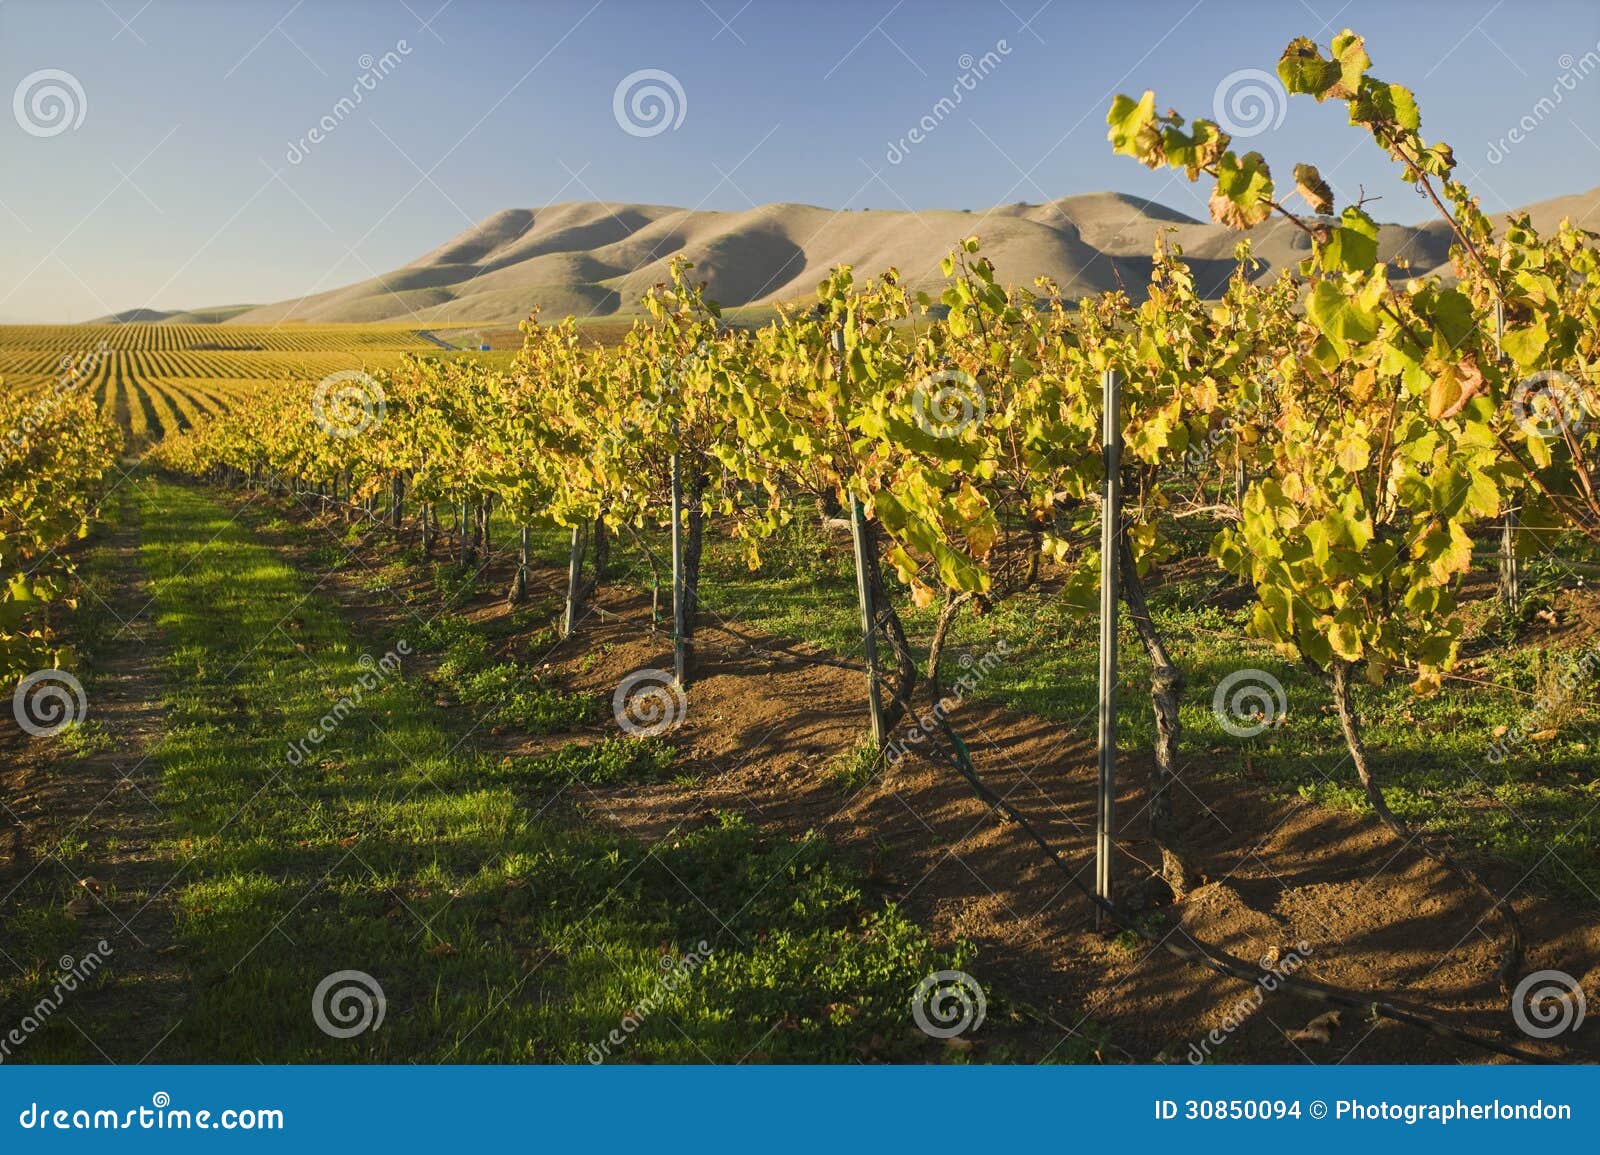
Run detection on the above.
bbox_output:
[0,479,992,1063]
[56,719,115,757]
[420,622,595,735]
[515,737,677,787]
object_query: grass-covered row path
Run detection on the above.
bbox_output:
[1,478,992,1063]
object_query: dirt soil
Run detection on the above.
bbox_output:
[231,493,1600,1065]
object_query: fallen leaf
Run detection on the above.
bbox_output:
[1287,1009,1342,1044]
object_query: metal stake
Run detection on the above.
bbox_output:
[1096,368,1123,927]
[670,444,687,687]
[562,523,584,638]
[850,495,886,751]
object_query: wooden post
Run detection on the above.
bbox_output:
[508,524,530,605]
[391,474,404,530]
[1096,368,1123,927]
[563,523,585,638]
[1501,509,1521,611]
[670,443,688,687]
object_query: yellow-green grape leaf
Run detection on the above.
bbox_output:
[1209,151,1274,230]
[1308,279,1378,352]
[1320,206,1379,273]
[1107,91,1159,161]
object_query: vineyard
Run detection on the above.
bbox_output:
[4,28,1600,1067]
[0,323,481,453]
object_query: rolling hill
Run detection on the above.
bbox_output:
[111,187,1600,327]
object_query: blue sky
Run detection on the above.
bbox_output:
[4,0,1600,321]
